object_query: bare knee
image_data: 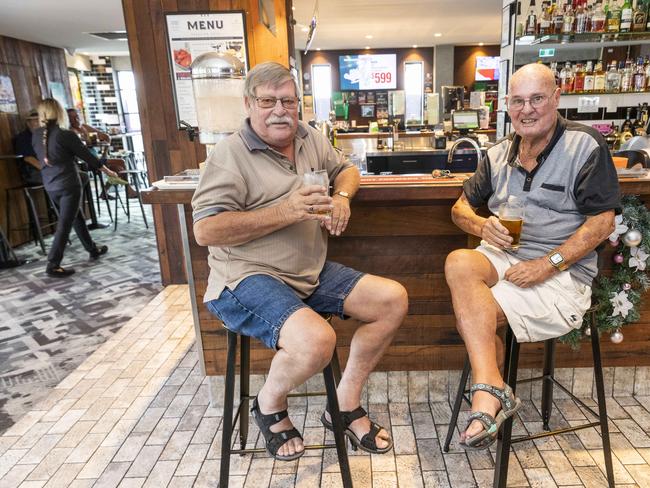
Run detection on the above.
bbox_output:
[444,249,477,285]
[384,281,408,325]
[291,326,337,372]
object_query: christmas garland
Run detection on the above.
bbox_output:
[561,195,650,349]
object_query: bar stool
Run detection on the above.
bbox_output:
[5,184,57,254]
[443,306,615,488]
[218,314,353,488]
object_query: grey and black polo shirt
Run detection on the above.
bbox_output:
[463,115,620,285]
[192,118,354,302]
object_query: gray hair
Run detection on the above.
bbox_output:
[244,62,301,100]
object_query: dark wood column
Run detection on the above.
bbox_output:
[121,0,291,284]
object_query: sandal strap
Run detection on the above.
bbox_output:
[465,411,498,436]
[340,406,368,427]
[359,421,383,450]
[251,398,289,428]
[265,427,303,456]
[470,383,517,412]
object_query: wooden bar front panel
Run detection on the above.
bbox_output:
[150,182,650,375]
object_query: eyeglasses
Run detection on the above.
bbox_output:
[506,93,553,111]
[254,96,300,109]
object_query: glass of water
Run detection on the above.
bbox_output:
[302,169,330,215]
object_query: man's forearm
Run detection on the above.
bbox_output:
[553,210,615,267]
[333,166,360,198]
[194,204,293,247]
[451,193,487,237]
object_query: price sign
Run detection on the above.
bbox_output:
[340,54,397,90]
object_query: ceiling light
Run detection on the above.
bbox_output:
[434,33,442,37]
[365,35,373,39]
[301,26,309,32]
[478,42,484,46]
[365,46,370,50]
[292,6,295,9]
[412,44,418,48]
[316,48,321,51]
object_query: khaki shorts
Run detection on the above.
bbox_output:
[476,242,592,343]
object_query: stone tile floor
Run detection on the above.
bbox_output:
[1,285,650,487]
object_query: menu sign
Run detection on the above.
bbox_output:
[0,75,18,114]
[165,12,248,127]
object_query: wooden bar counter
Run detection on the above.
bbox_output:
[143,175,650,376]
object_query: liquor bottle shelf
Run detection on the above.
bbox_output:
[560,89,650,96]
[558,91,649,110]
[516,30,650,52]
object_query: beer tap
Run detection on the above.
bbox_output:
[447,137,482,167]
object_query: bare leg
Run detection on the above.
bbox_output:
[445,249,509,440]
[328,275,408,449]
[256,308,336,457]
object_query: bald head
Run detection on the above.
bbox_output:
[509,63,557,93]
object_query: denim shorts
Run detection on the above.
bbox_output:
[205,261,365,350]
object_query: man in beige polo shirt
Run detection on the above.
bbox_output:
[192,62,408,461]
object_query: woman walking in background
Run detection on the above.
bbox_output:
[32,98,118,278]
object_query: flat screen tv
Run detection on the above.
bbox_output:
[475,56,500,81]
[339,54,397,91]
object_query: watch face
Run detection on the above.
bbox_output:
[550,253,563,265]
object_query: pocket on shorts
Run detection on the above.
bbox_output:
[554,300,584,330]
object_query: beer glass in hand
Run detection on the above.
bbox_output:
[498,196,525,250]
[302,169,330,216]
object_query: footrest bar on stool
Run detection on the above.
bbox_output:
[230,443,342,455]
[549,378,603,419]
[511,421,601,444]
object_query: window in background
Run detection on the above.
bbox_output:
[404,61,424,125]
[312,64,332,122]
[116,70,144,153]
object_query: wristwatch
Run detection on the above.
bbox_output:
[547,251,568,271]
[334,190,350,199]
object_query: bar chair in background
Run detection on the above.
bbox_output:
[443,286,615,487]
[105,158,149,231]
[217,314,353,488]
[5,182,58,255]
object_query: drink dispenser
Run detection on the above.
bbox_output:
[190,52,247,144]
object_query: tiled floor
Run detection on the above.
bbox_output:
[1,285,650,487]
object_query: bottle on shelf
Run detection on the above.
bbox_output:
[606,60,622,92]
[560,62,575,93]
[633,57,647,91]
[584,60,595,92]
[550,61,561,86]
[516,1,524,37]
[631,0,648,30]
[562,1,576,33]
[539,0,554,34]
[645,56,650,90]
[621,58,634,92]
[607,0,622,31]
[620,0,633,31]
[553,0,565,32]
[591,0,608,31]
[574,62,586,92]
[575,0,589,32]
[526,0,538,35]
[594,61,607,91]
[621,107,633,133]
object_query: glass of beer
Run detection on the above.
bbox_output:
[302,169,330,216]
[498,196,525,250]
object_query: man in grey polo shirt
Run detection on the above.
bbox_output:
[192,62,407,461]
[444,63,619,450]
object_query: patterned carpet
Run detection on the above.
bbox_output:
[0,204,162,434]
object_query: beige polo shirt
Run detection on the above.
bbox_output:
[192,119,354,302]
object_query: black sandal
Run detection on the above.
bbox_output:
[321,405,393,454]
[250,396,304,461]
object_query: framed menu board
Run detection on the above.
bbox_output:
[165,11,249,128]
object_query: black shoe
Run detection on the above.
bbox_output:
[46,266,76,277]
[99,191,116,200]
[89,245,108,259]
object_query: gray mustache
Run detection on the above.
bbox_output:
[266,116,294,127]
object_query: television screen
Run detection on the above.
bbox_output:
[452,110,480,130]
[339,54,397,90]
[475,56,500,81]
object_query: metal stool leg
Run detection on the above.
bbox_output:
[23,189,46,254]
[132,172,148,228]
[239,335,250,451]
[330,348,342,385]
[444,355,471,452]
[323,362,353,488]
[219,330,238,488]
[494,326,520,488]
[590,318,615,487]
[541,338,556,431]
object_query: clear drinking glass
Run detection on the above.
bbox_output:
[302,169,330,216]
[498,196,525,250]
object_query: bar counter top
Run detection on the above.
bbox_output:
[142,175,650,375]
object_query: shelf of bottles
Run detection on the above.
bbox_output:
[516,0,650,44]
